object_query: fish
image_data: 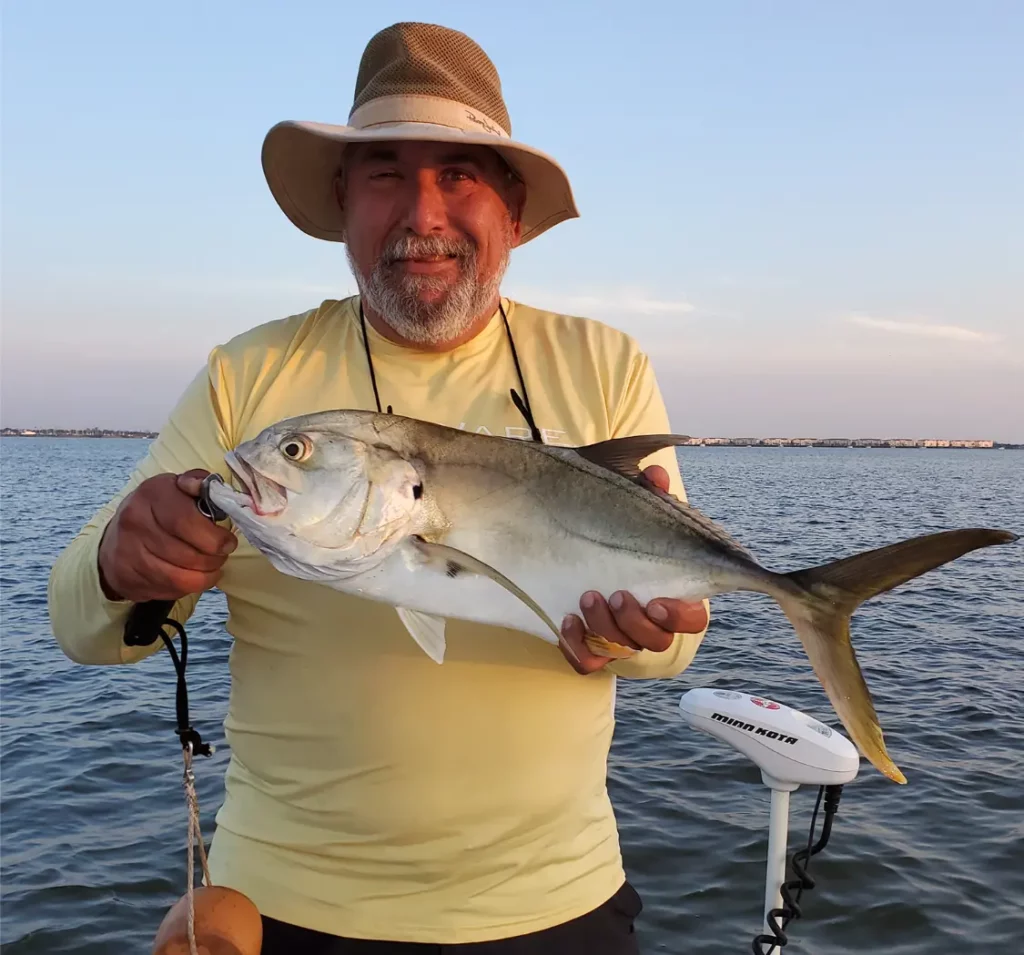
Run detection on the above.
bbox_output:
[205,408,1018,785]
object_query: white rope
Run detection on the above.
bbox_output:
[182,743,212,955]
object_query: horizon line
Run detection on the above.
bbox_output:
[2,427,1021,447]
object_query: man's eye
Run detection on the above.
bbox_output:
[443,169,473,182]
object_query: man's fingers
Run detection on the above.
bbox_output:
[607,590,675,652]
[176,469,211,498]
[645,597,709,635]
[151,498,236,558]
[137,540,224,598]
[579,591,642,651]
[561,590,710,671]
[98,470,236,604]
[558,613,612,675]
[103,545,222,603]
[142,505,232,572]
[556,591,646,674]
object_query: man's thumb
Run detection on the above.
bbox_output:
[176,469,210,498]
[640,464,671,493]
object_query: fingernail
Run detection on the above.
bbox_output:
[582,592,597,609]
[561,614,575,633]
[610,591,625,611]
[648,602,668,623]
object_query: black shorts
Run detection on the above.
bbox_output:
[259,881,643,954]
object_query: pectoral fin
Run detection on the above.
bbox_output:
[396,607,447,664]
[411,537,582,667]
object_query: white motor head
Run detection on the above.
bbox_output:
[679,688,860,790]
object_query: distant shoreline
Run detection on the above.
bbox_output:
[2,429,159,439]
[2,428,1021,450]
[680,438,1024,450]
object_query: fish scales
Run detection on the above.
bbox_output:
[207,408,1019,786]
[384,414,758,572]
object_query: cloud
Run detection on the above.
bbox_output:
[845,313,999,343]
[508,284,696,319]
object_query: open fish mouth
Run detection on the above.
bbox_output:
[224,451,288,517]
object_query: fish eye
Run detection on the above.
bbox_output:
[279,434,312,462]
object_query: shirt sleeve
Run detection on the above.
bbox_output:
[603,344,711,680]
[47,355,234,666]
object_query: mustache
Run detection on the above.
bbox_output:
[378,234,477,266]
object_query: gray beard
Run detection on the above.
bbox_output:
[346,232,511,346]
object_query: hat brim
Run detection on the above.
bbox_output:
[261,120,579,246]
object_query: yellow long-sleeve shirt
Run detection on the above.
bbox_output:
[48,296,709,943]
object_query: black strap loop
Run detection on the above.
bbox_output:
[123,604,212,758]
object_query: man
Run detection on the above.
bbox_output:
[48,22,710,954]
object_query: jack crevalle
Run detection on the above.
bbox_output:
[206,409,1018,785]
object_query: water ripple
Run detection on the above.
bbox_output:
[2,440,1023,953]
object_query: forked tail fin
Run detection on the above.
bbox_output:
[776,528,1018,784]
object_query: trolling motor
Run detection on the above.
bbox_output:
[678,688,860,953]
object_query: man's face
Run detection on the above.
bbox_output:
[337,140,525,346]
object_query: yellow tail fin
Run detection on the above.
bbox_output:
[778,528,1017,784]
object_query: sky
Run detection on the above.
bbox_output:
[2,0,1022,440]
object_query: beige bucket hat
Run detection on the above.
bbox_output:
[261,21,580,246]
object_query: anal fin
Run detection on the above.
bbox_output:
[396,607,447,664]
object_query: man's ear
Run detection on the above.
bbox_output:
[332,174,347,240]
[506,177,527,246]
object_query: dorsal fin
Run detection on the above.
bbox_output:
[573,434,692,481]
[572,433,757,564]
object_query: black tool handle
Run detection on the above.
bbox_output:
[123,599,177,646]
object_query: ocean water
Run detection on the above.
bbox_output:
[2,439,1022,954]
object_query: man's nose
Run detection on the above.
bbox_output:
[401,171,448,235]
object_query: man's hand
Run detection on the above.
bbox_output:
[559,464,709,674]
[97,469,237,603]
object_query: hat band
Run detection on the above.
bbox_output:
[348,95,510,140]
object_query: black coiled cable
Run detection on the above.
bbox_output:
[751,784,844,954]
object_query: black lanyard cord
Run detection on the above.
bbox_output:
[359,299,543,443]
[122,604,212,758]
[359,303,392,416]
[500,303,543,444]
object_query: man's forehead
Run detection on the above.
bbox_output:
[347,140,500,167]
